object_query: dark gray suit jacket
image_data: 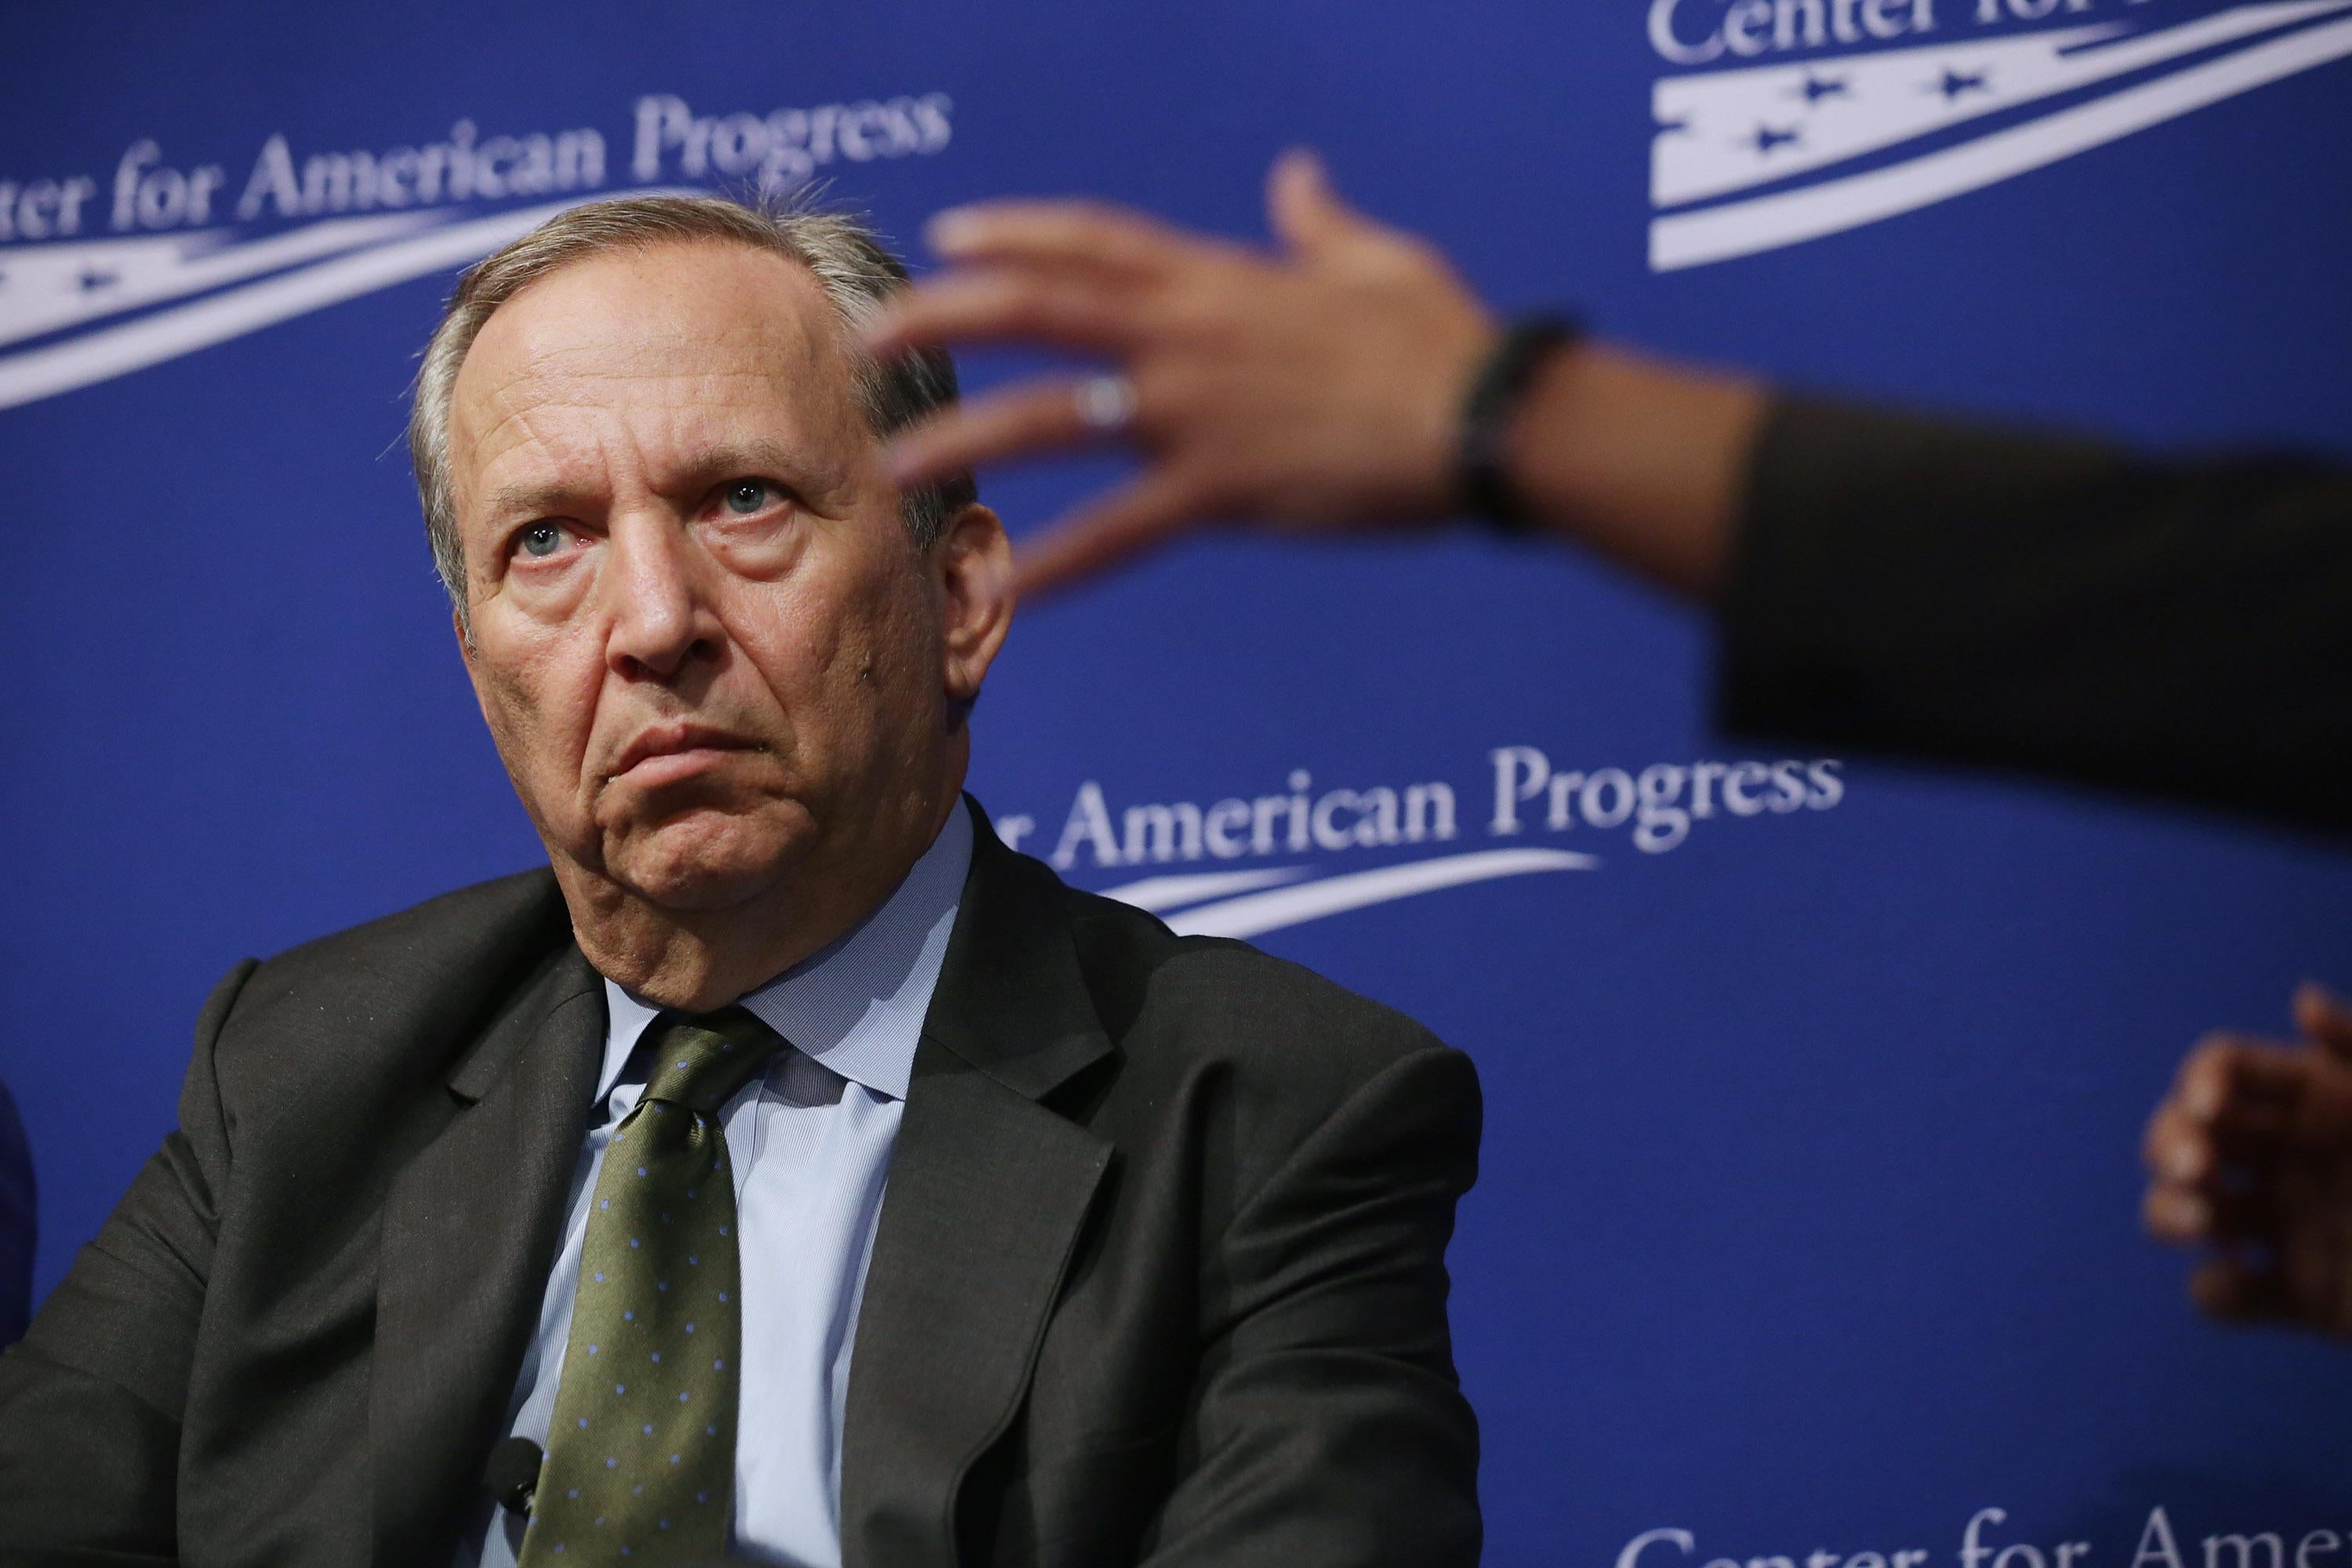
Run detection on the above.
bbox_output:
[0,805,1481,1566]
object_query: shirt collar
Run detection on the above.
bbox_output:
[594,804,973,1105]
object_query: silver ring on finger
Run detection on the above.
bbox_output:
[1073,372,1140,437]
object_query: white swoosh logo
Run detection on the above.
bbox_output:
[1102,847,1599,941]
[1099,866,1311,913]
[0,211,443,351]
[0,192,688,411]
[1652,5,2352,270]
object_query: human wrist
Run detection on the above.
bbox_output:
[1454,313,1584,532]
[1506,343,1766,597]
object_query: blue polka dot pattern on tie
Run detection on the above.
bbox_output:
[517,1007,784,1566]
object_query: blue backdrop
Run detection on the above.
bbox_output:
[4,2,2350,1561]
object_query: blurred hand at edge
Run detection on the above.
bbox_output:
[2143,983,2352,1341]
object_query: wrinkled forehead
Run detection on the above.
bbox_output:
[448,241,859,482]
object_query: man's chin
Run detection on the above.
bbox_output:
[599,815,807,913]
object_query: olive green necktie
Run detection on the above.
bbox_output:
[518,1007,784,1565]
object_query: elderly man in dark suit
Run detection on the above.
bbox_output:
[0,196,1482,1567]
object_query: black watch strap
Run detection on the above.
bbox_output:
[1456,314,1583,532]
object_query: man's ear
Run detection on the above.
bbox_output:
[935,502,1014,705]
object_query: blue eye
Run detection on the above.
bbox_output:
[724,481,771,515]
[520,522,564,557]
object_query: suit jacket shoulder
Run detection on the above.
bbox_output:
[231,864,572,1045]
[211,867,581,1123]
[1059,872,1459,1163]
[949,828,1466,1198]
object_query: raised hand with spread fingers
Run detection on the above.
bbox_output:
[865,149,1766,601]
[864,150,1501,594]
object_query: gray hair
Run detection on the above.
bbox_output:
[408,193,975,623]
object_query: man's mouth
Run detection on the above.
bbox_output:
[607,724,764,787]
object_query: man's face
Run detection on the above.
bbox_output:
[446,241,971,914]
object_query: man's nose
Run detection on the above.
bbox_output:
[602,519,721,681]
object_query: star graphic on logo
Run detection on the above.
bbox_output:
[1932,66,1992,100]
[77,267,118,293]
[1750,123,1802,155]
[1796,72,1850,105]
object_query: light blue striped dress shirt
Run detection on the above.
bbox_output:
[460,807,971,1568]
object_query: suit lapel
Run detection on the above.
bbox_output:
[371,945,605,1563]
[840,803,1116,1568]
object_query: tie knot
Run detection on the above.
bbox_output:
[640,1007,786,1116]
